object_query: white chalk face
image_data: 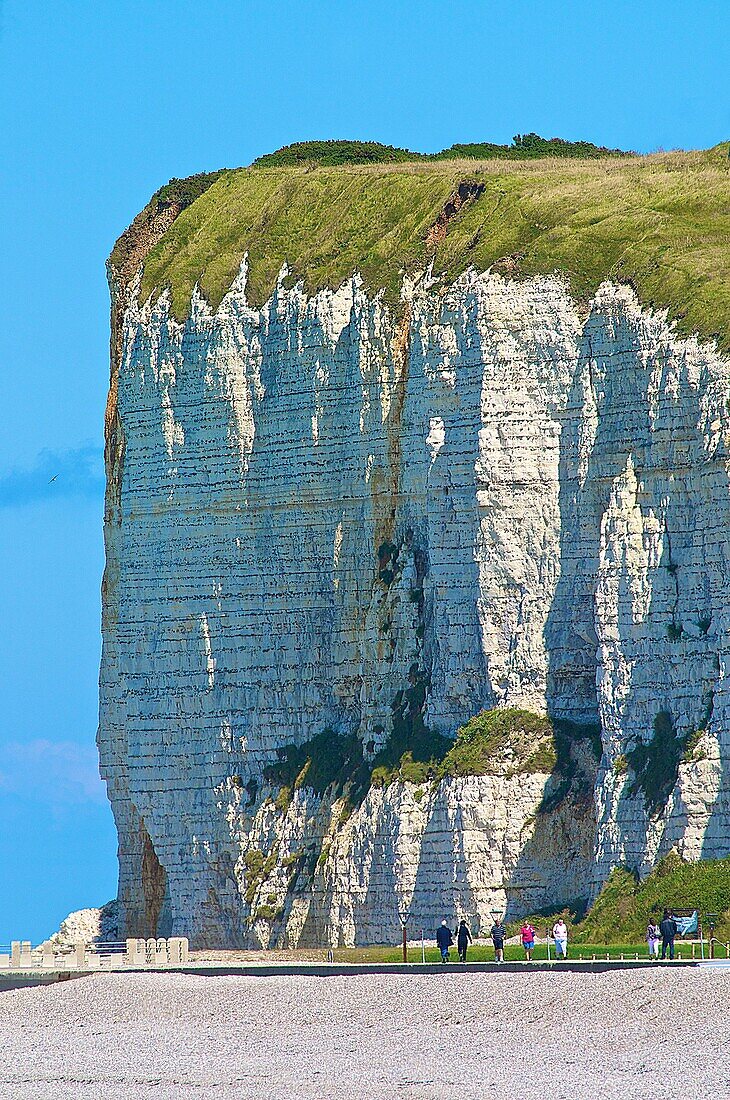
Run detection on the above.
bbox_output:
[426,416,445,463]
[99,265,730,945]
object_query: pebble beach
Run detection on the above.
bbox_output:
[0,968,726,1099]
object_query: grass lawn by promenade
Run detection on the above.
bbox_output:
[191,941,717,965]
[335,942,700,964]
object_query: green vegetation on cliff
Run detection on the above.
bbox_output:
[434,133,631,160]
[625,710,697,817]
[153,171,227,207]
[251,134,630,168]
[263,707,598,804]
[575,851,730,943]
[437,708,557,777]
[135,143,730,349]
[252,140,419,167]
[263,729,366,802]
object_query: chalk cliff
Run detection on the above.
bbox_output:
[99,155,730,946]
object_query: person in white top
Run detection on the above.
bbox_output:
[552,918,568,959]
[647,920,660,958]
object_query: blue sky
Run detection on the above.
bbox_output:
[1,0,728,943]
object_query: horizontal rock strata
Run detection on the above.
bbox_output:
[98,259,730,945]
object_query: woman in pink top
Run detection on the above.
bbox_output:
[520,922,536,961]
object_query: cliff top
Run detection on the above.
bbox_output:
[250,134,632,167]
[114,142,730,349]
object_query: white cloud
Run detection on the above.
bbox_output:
[0,739,106,805]
[0,445,104,508]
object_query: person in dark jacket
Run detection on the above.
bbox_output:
[436,920,454,962]
[660,909,678,960]
[457,919,472,962]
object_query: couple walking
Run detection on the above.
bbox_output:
[436,919,472,962]
[519,918,568,960]
[647,911,679,960]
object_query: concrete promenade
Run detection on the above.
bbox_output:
[0,956,710,991]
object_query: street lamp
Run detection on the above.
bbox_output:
[707,912,718,959]
[398,907,410,964]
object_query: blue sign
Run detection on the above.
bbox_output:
[674,911,699,936]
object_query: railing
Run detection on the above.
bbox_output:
[0,937,189,971]
[574,940,730,962]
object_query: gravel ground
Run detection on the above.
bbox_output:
[0,969,727,1099]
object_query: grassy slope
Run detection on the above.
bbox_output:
[513,852,730,943]
[576,853,730,942]
[139,145,730,349]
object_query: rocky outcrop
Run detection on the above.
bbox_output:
[220,745,596,949]
[98,254,730,946]
[40,901,120,950]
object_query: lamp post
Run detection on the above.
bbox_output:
[398,908,410,964]
[708,913,718,959]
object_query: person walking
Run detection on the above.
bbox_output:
[436,919,454,963]
[647,919,660,959]
[520,921,537,962]
[552,918,568,960]
[490,916,506,963]
[660,909,678,960]
[457,919,472,962]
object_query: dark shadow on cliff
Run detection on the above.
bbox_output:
[540,299,730,889]
[502,727,601,919]
[409,278,495,729]
[543,322,610,725]
[519,311,635,912]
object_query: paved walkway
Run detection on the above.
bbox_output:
[0,957,701,989]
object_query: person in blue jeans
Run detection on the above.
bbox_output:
[436,920,454,962]
[660,910,677,960]
[552,918,568,959]
[490,917,506,962]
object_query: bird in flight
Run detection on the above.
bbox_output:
[49,474,58,483]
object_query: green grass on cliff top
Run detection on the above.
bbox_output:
[137,144,730,350]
